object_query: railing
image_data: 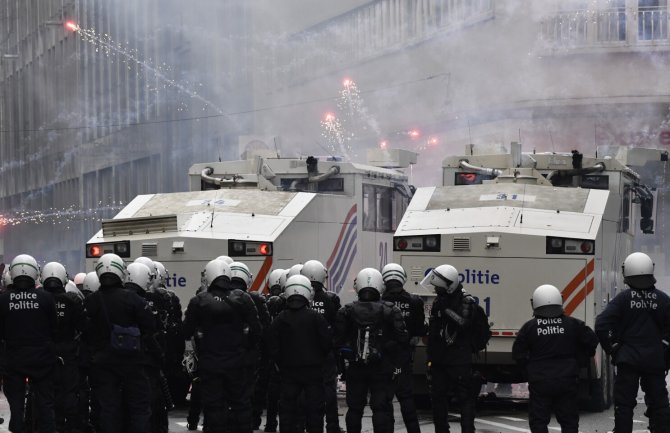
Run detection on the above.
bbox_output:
[639,6,668,41]
[270,0,495,84]
[540,5,670,50]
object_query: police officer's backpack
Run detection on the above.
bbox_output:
[354,316,385,364]
[468,296,492,353]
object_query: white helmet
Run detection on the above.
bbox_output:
[83,272,100,293]
[381,263,407,285]
[353,268,385,295]
[95,253,127,282]
[204,259,232,287]
[279,270,289,290]
[73,272,87,287]
[134,257,157,278]
[216,255,234,265]
[421,264,460,294]
[287,264,304,279]
[154,261,168,287]
[41,262,69,286]
[230,262,253,288]
[126,262,153,291]
[622,252,654,277]
[267,269,285,289]
[531,284,563,318]
[301,260,327,285]
[10,254,40,282]
[65,280,84,301]
[284,275,315,302]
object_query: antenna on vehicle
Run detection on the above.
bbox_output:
[549,130,556,153]
[274,137,280,158]
[594,121,598,158]
[520,181,527,225]
[468,119,473,151]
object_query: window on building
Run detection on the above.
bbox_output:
[362,183,409,232]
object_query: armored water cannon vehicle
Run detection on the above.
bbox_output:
[395,142,666,409]
[86,149,417,306]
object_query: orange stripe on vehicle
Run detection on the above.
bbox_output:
[251,256,273,293]
[561,259,594,302]
[564,278,595,316]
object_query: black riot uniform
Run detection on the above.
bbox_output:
[261,291,287,432]
[335,290,408,433]
[267,295,332,433]
[0,278,58,433]
[310,281,343,433]
[84,277,155,433]
[42,277,88,433]
[163,289,187,406]
[513,312,598,432]
[183,276,262,433]
[427,286,476,433]
[381,279,425,433]
[126,283,170,433]
[231,281,271,431]
[595,284,670,433]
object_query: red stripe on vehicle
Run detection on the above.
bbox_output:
[564,278,595,316]
[561,259,594,302]
[251,256,273,293]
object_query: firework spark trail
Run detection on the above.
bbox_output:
[0,204,124,227]
[74,26,225,115]
[321,113,350,160]
[338,79,382,138]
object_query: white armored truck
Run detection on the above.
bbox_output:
[393,143,667,409]
[85,149,416,306]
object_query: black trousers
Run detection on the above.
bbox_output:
[187,377,203,427]
[90,363,151,433]
[200,368,252,433]
[265,367,281,430]
[147,368,169,433]
[528,378,579,433]
[54,361,80,432]
[253,355,270,429]
[614,363,670,433]
[345,364,395,433]
[3,369,55,433]
[393,361,421,433]
[430,363,475,433]
[280,367,325,433]
[323,358,342,433]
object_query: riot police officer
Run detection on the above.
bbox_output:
[424,264,476,433]
[125,261,170,433]
[84,253,155,433]
[513,284,598,433]
[183,259,262,433]
[154,261,187,406]
[380,263,424,433]
[268,274,332,433]
[335,268,408,433]
[301,260,344,433]
[260,268,286,432]
[79,271,101,432]
[41,261,88,433]
[0,254,57,433]
[229,261,271,430]
[595,252,670,433]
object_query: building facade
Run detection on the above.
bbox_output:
[0,0,253,271]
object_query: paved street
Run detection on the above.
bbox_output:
[0,388,654,433]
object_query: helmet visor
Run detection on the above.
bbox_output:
[420,270,455,293]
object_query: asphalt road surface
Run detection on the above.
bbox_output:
[0,385,655,433]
